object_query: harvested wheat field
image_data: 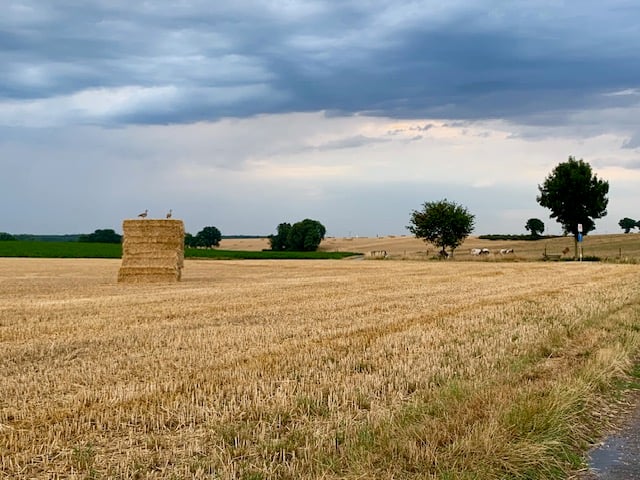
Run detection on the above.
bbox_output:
[1,258,639,479]
[221,233,640,262]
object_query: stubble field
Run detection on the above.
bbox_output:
[1,258,639,479]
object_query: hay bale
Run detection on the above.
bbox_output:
[118,219,185,283]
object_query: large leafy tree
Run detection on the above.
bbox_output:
[288,219,326,251]
[525,218,545,238]
[407,199,475,258]
[269,219,326,252]
[195,226,222,248]
[537,156,609,256]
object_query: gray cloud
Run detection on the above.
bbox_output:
[317,135,388,150]
[622,133,640,149]
[3,1,640,237]
[2,1,640,126]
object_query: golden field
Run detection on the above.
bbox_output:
[221,233,640,261]
[1,257,640,479]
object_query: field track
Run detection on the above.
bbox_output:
[1,258,639,479]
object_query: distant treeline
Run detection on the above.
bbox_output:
[0,233,268,242]
[478,234,561,241]
[7,234,82,242]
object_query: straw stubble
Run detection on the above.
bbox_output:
[1,259,639,479]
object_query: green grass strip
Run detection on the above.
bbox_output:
[0,241,122,258]
[0,241,361,260]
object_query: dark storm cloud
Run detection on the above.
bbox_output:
[2,1,640,125]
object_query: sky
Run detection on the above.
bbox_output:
[1,1,639,237]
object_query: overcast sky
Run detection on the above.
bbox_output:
[2,1,639,237]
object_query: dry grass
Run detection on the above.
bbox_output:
[321,235,640,262]
[325,234,640,261]
[1,258,639,479]
[219,233,640,262]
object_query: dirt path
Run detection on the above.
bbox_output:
[577,394,640,479]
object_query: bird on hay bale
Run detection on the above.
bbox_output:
[138,209,148,218]
[166,209,172,219]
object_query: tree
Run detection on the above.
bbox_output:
[288,219,326,251]
[184,233,196,248]
[0,232,15,241]
[525,218,545,238]
[195,226,222,248]
[407,199,475,258]
[537,156,609,257]
[269,223,292,251]
[618,217,637,234]
[78,229,122,243]
[268,219,326,252]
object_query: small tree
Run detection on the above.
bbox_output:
[407,199,475,258]
[537,156,609,257]
[184,233,196,248]
[195,226,222,248]
[618,217,637,234]
[525,218,545,238]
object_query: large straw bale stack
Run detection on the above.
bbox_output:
[118,219,184,283]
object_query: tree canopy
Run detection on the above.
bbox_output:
[269,219,326,252]
[537,156,609,239]
[194,226,222,248]
[524,218,545,238]
[78,229,122,243]
[407,199,475,257]
[618,217,637,234]
[269,223,292,251]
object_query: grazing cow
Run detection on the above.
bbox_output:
[499,248,515,254]
[471,248,491,256]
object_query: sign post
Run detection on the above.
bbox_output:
[577,224,583,262]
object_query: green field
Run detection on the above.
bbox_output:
[0,241,122,258]
[0,241,360,260]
